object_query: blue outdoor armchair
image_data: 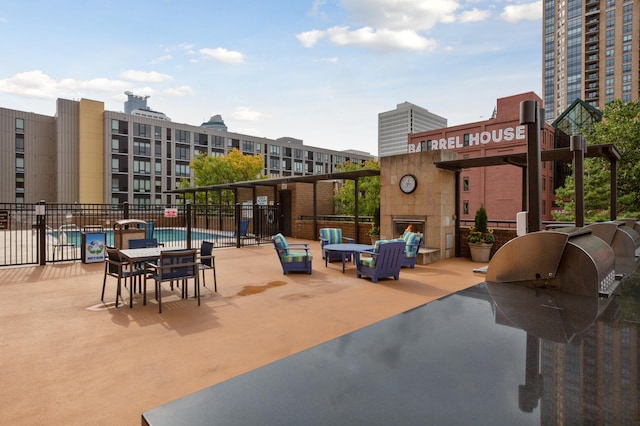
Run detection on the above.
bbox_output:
[272,233,313,275]
[319,228,354,261]
[354,240,405,283]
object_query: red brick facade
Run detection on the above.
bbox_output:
[408,92,556,222]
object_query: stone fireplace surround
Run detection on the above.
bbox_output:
[380,150,457,262]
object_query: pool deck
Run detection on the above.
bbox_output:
[0,238,487,425]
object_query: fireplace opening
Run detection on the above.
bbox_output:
[392,216,426,243]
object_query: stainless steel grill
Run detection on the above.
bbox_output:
[585,221,640,277]
[486,228,618,297]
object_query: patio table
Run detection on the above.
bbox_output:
[119,247,168,263]
[323,243,373,273]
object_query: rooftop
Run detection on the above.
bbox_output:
[0,239,484,424]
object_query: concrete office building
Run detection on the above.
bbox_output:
[543,0,639,119]
[0,97,373,205]
[378,102,447,157]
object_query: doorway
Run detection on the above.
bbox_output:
[278,190,292,236]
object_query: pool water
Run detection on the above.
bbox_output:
[58,228,222,247]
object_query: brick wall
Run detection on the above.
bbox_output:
[295,220,375,244]
[459,227,517,259]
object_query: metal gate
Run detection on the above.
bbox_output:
[0,203,39,266]
[0,202,279,267]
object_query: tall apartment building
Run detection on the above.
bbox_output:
[543,0,639,120]
[0,97,373,205]
[378,102,447,157]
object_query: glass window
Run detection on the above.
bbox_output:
[15,118,24,132]
[176,129,190,143]
[16,135,24,152]
[212,136,224,148]
[463,177,469,192]
[133,123,151,138]
[15,156,24,172]
[463,201,469,215]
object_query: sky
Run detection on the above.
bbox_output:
[0,0,543,156]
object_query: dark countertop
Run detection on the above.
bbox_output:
[143,271,640,425]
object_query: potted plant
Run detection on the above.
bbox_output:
[368,225,380,244]
[467,204,495,262]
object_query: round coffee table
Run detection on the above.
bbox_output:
[323,243,374,273]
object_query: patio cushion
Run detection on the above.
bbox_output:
[365,239,404,267]
[282,251,313,263]
[272,233,289,256]
[403,232,422,258]
[319,228,343,245]
[374,238,404,252]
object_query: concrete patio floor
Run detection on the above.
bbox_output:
[0,239,486,425]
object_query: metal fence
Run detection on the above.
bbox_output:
[0,202,279,267]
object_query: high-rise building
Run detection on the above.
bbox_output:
[378,102,447,157]
[543,0,639,120]
[0,97,373,205]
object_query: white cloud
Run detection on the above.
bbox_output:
[150,55,172,65]
[120,70,173,83]
[326,26,437,52]
[233,106,269,121]
[308,0,327,18]
[501,1,542,23]
[297,0,491,51]
[313,57,339,63]
[341,0,460,31]
[0,70,129,99]
[296,29,326,48]
[199,47,246,64]
[0,70,59,98]
[458,8,490,23]
[163,86,193,97]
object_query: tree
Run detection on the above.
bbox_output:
[553,99,640,221]
[179,148,264,203]
[333,160,380,217]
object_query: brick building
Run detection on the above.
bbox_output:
[408,92,556,222]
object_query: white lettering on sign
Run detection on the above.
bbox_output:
[422,125,527,152]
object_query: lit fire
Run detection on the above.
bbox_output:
[400,224,423,237]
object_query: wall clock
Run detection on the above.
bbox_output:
[399,174,417,194]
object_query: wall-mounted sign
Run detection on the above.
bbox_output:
[164,208,178,218]
[256,196,268,205]
[409,125,526,152]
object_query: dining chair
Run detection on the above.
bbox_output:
[102,247,145,308]
[144,249,200,313]
[128,238,160,248]
[198,240,217,292]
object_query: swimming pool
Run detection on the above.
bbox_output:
[56,228,223,247]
